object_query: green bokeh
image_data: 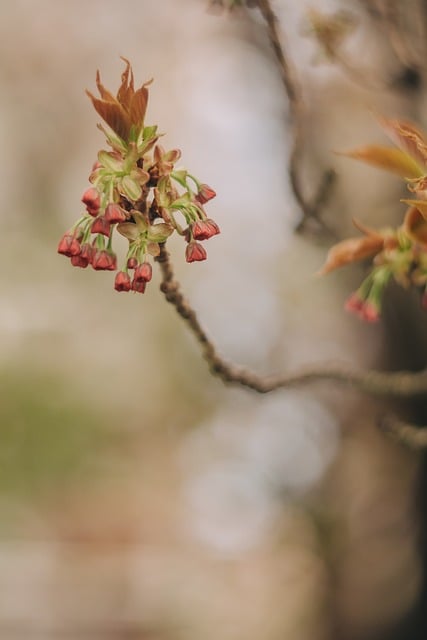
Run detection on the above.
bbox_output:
[0,367,119,500]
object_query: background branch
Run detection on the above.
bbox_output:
[380,414,427,450]
[256,0,335,234]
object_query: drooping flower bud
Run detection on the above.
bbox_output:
[71,254,90,268]
[114,271,132,292]
[131,279,146,293]
[80,243,94,265]
[126,256,138,269]
[192,218,220,241]
[195,184,216,204]
[92,249,117,271]
[57,233,82,257]
[344,292,380,322]
[359,301,380,323]
[186,241,207,263]
[134,262,153,283]
[104,203,127,224]
[82,187,101,216]
[344,292,364,315]
[91,216,111,237]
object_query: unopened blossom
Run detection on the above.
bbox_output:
[192,218,220,241]
[195,184,216,204]
[71,254,90,268]
[92,249,117,271]
[114,271,132,292]
[57,233,81,257]
[344,292,380,323]
[127,257,138,269]
[80,243,94,264]
[104,203,127,224]
[91,216,111,237]
[134,262,152,283]
[186,241,207,263]
[131,279,146,294]
[82,187,101,216]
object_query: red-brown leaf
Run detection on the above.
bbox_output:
[86,92,132,141]
[377,115,427,172]
[319,234,384,275]
[338,145,423,179]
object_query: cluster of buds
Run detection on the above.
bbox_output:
[58,59,220,293]
[319,116,427,321]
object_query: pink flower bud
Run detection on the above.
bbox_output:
[186,241,207,263]
[192,218,220,241]
[82,187,101,216]
[91,216,111,237]
[80,242,94,264]
[70,254,90,268]
[345,293,380,322]
[134,262,153,283]
[127,257,138,269]
[92,249,117,271]
[195,184,216,204]
[344,293,364,315]
[104,203,127,224]
[57,233,81,257]
[114,271,132,292]
[131,279,146,294]
[360,301,380,323]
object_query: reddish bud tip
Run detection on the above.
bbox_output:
[131,279,146,294]
[345,293,380,322]
[92,249,117,271]
[360,301,380,323]
[344,293,364,314]
[70,254,90,268]
[126,256,138,269]
[195,184,216,204]
[114,271,132,292]
[91,216,111,237]
[104,203,127,224]
[80,242,95,264]
[82,187,101,216]
[134,262,153,283]
[192,218,221,241]
[57,233,81,257]
[186,241,207,263]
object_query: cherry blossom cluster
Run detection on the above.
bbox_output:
[320,117,427,321]
[58,60,220,294]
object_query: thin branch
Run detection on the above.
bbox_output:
[256,0,335,234]
[380,414,427,450]
[156,245,427,398]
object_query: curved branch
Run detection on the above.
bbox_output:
[380,414,427,450]
[256,0,335,234]
[156,246,427,398]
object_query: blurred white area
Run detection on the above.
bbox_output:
[0,1,423,639]
[180,393,339,553]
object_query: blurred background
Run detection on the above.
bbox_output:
[1,1,427,638]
